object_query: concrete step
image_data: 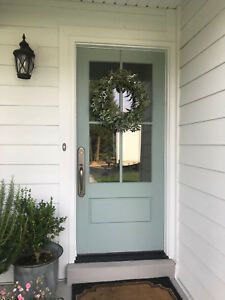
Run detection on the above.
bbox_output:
[67,259,175,285]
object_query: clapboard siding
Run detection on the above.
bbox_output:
[180,63,225,105]
[18,184,60,203]
[178,1,225,298]
[180,0,207,28]
[0,65,58,87]
[180,184,225,228]
[180,164,225,204]
[180,204,225,257]
[0,126,59,145]
[0,27,58,47]
[0,106,58,125]
[179,146,225,173]
[180,0,225,47]
[0,45,58,68]
[179,243,224,299]
[0,165,59,184]
[180,91,225,123]
[180,9,225,67]
[180,35,225,86]
[180,119,225,145]
[180,224,225,286]
[0,86,58,106]
[178,263,211,300]
[0,145,59,164]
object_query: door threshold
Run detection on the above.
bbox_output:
[67,259,175,285]
[75,251,168,263]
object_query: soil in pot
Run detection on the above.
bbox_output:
[16,251,55,266]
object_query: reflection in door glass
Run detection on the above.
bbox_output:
[89,125,119,183]
[89,61,152,183]
[122,125,152,182]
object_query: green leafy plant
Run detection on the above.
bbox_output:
[0,179,26,274]
[16,189,66,265]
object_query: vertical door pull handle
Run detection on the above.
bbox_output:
[78,147,85,197]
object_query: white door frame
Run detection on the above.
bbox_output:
[58,25,178,267]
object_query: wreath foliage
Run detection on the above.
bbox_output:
[90,69,149,132]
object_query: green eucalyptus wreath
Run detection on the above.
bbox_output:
[90,69,149,132]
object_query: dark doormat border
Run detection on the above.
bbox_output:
[75,250,168,263]
[72,277,182,300]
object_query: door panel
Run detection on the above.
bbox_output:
[77,47,165,254]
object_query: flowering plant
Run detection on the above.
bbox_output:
[0,277,63,300]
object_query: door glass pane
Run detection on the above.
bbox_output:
[89,62,120,121]
[123,63,152,122]
[89,125,119,183]
[122,125,152,182]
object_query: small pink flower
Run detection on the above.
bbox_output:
[17,285,23,292]
[25,282,31,291]
[17,294,24,300]
[0,288,6,296]
[35,294,41,298]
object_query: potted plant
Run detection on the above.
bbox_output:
[0,179,26,274]
[14,188,66,299]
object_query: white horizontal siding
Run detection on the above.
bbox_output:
[0,126,59,145]
[0,65,58,87]
[178,263,212,300]
[0,145,59,164]
[180,119,225,145]
[179,146,225,173]
[180,8,225,67]
[18,184,60,202]
[178,1,225,298]
[0,165,59,184]
[180,0,225,47]
[180,184,225,230]
[180,0,207,28]
[0,27,58,47]
[180,223,225,282]
[180,35,225,86]
[0,86,58,106]
[179,243,224,299]
[0,14,61,283]
[180,91,225,123]
[0,45,58,68]
[0,106,58,125]
[180,164,225,201]
[180,63,225,105]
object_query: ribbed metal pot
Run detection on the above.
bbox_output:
[14,242,63,299]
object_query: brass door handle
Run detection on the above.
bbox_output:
[77,147,85,197]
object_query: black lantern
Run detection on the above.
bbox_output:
[13,34,35,79]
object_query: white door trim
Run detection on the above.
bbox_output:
[58,25,178,267]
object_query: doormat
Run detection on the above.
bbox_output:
[72,277,182,300]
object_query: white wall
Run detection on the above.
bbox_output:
[0,0,177,282]
[178,0,225,299]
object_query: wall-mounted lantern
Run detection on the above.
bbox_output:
[13,34,35,79]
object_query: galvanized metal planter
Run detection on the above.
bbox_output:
[14,242,63,299]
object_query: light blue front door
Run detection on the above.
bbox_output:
[77,47,165,254]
